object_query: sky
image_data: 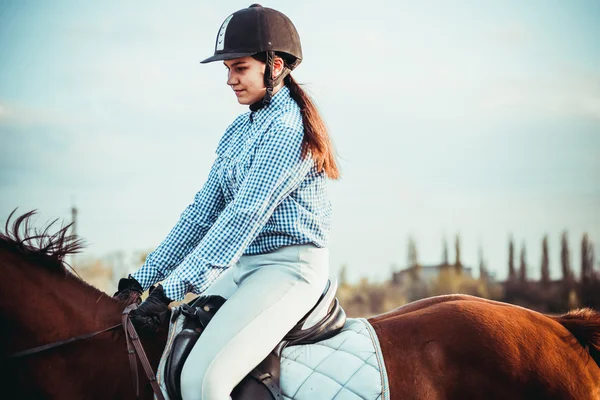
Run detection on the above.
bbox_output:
[1,0,599,285]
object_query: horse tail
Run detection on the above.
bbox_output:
[551,308,600,366]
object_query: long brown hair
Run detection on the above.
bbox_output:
[252,52,340,179]
[284,74,340,180]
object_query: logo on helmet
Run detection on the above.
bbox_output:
[216,14,234,51]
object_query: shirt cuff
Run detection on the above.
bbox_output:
[161,259,229,301]
[162,277,188,302]
[131,267,164,292]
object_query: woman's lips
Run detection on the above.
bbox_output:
[234,89,244,96]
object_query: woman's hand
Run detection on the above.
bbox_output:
[130,284,172,333]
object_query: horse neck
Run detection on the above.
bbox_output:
[1,247,168,399]
[0,247,123,349]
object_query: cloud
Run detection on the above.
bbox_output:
[581,96,600,119]
[489,22,533,46]
[478,71,600,121]
[0,99,88,129]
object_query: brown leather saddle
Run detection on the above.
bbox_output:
[164,279,347,400]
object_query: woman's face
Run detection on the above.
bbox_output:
[224,56,283,105]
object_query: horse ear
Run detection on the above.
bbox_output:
[113,290,142,306]
[113,275,143,305]
[130,291,142,305]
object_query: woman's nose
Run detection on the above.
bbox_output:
[227,71,238,86]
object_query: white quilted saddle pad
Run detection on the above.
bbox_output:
[281,318,389,400]
[156,316,390,400]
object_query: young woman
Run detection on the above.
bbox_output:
[115,4,339,399]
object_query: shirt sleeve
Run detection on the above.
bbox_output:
[160,121,313,300]
[132,157,226,291]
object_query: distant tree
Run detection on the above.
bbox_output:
[559,231,576,310]
[407,236,422,281]
[338,264,349,287]
[541,236,550,286]
[479,246,488,281]
[455,234,462,266]
[561,232,573,283]
[579,234,598,309]
[581,233,595,284]
[442,237,449,265]
[455,234,462,274]
[408,236,419,268]
[519,244,527,283]
[590,244,596,279]
[508,237,516,282]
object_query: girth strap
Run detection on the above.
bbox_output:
[249,369,282,400]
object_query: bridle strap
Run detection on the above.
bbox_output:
[122,304,140,397]
[7,323,122,359]
[122,303,165,400]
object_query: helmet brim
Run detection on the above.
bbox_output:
[200,51,258,64]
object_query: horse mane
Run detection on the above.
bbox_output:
[0,209,85,274]
[552,308,600,367]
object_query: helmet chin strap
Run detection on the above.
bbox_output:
[250,51,291,112]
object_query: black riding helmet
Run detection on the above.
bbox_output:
[201,4,302,110]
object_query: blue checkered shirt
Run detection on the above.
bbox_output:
[132,86,332,300]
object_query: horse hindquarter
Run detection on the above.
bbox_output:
[370,297,600,400]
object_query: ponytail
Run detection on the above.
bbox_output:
[284,75,340,180]
[252,52,340,179]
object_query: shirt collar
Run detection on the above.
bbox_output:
[250,86,292,124]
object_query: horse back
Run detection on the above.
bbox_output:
[369,295,600,400]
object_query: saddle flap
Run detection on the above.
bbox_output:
[164,295,226,400]
[165,328,201,400]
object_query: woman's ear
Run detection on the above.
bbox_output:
[272,56,284,79]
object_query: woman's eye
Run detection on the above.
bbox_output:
[236,67,247,72]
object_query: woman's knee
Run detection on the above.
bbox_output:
[180,360,204,400]
[181,356,232,400]
[200,371,232,400]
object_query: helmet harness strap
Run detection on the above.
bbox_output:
[251,50,292,111]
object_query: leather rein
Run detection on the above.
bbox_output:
[7,303,165,400]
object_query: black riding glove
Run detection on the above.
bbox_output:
[113,274,144,304]
[130,284,172,333]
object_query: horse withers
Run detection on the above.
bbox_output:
[1,211,599,399]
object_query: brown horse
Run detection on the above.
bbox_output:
[1,211,599,400]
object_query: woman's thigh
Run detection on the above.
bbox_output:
[180,245,329,400]
[201,266,238,299]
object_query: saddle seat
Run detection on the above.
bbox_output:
[164,278,347,400]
